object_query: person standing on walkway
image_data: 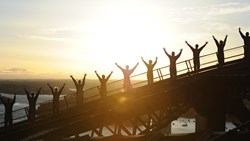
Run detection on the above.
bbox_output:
[185,41,208,73]
[141,57,158,85]
[212,35,228,67]
[95,71,113,102]
[239,28,250,61]
[24,87,41,122]
[0,94,16,128]
[163,48,182,79]
[70,74,87,107]
[47,83,65,115]
[115,62,139,92]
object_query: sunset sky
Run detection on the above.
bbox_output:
[0,0,250,79]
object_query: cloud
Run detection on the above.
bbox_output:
[29,35,72,41]
[42,27,79,34]
[207,2,250,15]
[0,68,29,74]
[24,26,83,41]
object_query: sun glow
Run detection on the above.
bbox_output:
[1,0,247,79]
[74,7,176,78]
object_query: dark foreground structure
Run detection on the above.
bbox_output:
[0,46,250,141]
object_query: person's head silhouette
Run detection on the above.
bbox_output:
[171,51,175,56]
[219,40,223,45]
[246,32,249,37]
[102,75,105,79]
[31,92,35,97]
[78,80,81,84]
[149,60,152,64]
[54,87,58,92]
[195,44,199,49]
[126,65,129,70]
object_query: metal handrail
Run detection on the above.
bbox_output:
[0,45,244,127]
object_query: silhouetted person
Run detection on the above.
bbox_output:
[25,87,41,122]
[185,41,208,73]
[95,71,113,101]
[70,74,87,107]
[141,57,158,84]
[239,28,250,61]
[47,83,65,115]
[163,48,183,78]
[0,94,16,128]
[213,35,228,67]
[115,62,139,92]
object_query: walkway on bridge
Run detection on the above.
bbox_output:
[0,45,250,141]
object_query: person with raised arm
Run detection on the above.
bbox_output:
[70,74,87,107]
[212,35,228,67]
[47,83,66,115]
[163,48,182,79]
[0,94,16,128]
[24,87,41,122]
[95,71,113,102]
[115,62,139,92]
[239,28,250,61]
[185,41,208,73]
[141,57,158,85]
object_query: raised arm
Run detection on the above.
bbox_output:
[106,71,113,80]
[176,49,183,59]
[59,84,66,94]
[153,57,158,66]
[12,94,16,106]
[95,71,101,80]
[47,83,53,92]
[24,88,30,100]
[131,63,139,72]
[163,48,171,58]
[239,28,245,38]
[82,74,87,86]
[0,95,6,106]
[141,57,148,66]
[35,87,42,99]
[200,42,208,50]
[115,63,123,70]
[185,41,194,50]
[70,75,77,86]
[212,35,219,46]
[224,35,228,46]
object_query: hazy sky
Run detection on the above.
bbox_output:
[0,0,250,79]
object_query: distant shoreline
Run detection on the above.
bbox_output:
[0,79,101,95]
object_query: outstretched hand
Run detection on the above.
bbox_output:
[185,41,188,44]
[156,57,158,60]
[239,27,241,31]
[84,73,87,77]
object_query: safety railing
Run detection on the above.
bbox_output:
[0,45,244,127]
